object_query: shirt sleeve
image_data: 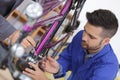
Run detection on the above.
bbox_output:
[54,64,64,78]
[0,15,16,41]
[53,30,83,78]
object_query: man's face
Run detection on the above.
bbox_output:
[82,22,106,53]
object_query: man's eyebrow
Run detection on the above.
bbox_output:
[84,27,97,39]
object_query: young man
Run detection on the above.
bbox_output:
[23,9,119,80]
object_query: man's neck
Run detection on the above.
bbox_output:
[88,46,104,54]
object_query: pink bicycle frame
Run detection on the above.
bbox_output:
[34,0,72,56]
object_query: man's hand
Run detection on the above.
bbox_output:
[23,62,49,80]
[41,56,60,74]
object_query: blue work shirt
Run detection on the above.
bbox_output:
[54,30,119,80]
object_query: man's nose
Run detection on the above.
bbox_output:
[82,32,88,42]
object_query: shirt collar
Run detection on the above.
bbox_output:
[84,49,101,58]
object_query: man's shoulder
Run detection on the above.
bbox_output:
[73,30,84,39]
[94,50,119,66]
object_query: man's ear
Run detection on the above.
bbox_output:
[103,38,110,45]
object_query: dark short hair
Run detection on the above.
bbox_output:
[86,9,118,38]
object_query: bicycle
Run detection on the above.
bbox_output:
[0,0,86,79]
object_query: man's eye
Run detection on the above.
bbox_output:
[90,36,95,39]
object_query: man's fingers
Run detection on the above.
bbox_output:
[28,62,39,70]
[24,68,35,74]
[47,56,54,62]
[41,62,46,68]
[23,71,34,79]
